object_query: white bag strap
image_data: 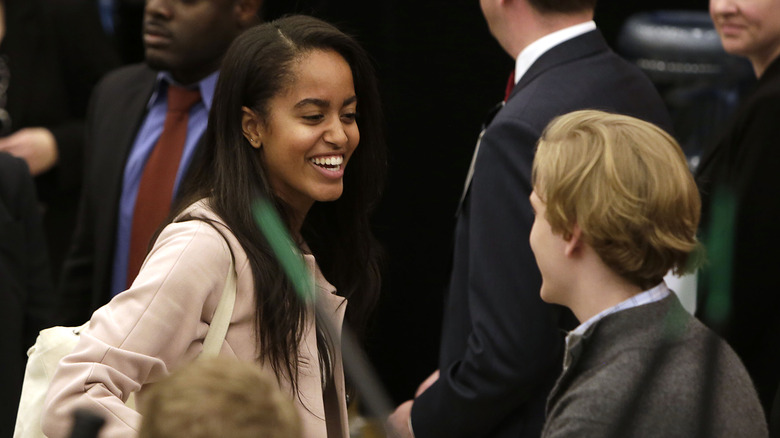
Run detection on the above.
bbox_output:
[201,256,237,357]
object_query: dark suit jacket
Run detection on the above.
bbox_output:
[411,29,673,438]
[0,152,54,437]
[695,56,780,421]
[58,63,210,326]
[1,0,122,281]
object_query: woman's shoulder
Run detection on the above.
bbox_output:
[175,198,220,222]
[161,200,249,274]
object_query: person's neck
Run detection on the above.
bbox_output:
[509,10,593,58]
[279,200,311,249]
[751,49,780,78]
[565,252,643,323]
[168,63,220,87]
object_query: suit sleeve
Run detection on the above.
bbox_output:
[16,159,57,346]
[42,220,233,437]
[411,116,567,437]
[55,80,107,326]
[0,154,56,349]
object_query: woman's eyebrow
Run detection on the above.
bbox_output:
[294,95,357,109]
[295,98,329,108]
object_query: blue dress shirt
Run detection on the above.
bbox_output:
[110,71,218,296]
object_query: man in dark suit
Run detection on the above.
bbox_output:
[0,152,54,437]
[387,0,672,437]
[57,0,262,326]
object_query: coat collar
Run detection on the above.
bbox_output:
[546,294,690,413]
[508,29,609,101]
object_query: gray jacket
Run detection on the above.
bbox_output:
[543,294,767,437]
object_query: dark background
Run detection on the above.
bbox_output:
[260,0,711,404]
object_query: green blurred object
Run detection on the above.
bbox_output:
[251,199,314,301]
[703,187,736,325]
[251,197,393,431]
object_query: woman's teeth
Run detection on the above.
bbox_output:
[310,155,344,169]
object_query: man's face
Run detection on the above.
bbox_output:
[143,0,245,84]
[480,0,507,47]
[529,190,572,306]
[480,0,500,33]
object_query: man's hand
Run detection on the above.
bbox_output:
[387,400,415,438]
[415,369,440,397]
[0,127,58,175]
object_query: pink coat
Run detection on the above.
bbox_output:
[42,201,349,438]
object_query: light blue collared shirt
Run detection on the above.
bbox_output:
[566,282,671,346]
[561,282,670,372]
[110,71,218,296]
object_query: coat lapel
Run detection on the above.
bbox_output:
[298,255,349,438]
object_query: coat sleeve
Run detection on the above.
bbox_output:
[410,115,568,437]
[55,75,112,327]
[42,220,233,438]
[0,153,55,352]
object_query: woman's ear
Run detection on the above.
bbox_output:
[241,106,262,149]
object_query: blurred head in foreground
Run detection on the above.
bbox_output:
[139,357,302,438]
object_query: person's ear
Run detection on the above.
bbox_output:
[564,224,582,257]
[241,106,262,149]
[234,0,262,27]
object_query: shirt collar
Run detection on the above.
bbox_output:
[569,281,671,339]
[514,20,597,83]
[147,70,220,111]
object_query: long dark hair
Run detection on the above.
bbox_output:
[171,15,386,395]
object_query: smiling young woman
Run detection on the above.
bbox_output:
[240,49,361,229]
[42,15,386,438]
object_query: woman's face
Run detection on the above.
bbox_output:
[251,49,359,218]
[710,0,780,74]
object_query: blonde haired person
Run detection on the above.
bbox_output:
[139,357,302,438]
[531,110,766,437]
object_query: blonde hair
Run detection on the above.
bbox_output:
[532,109,701,289]
[139,357,302,438]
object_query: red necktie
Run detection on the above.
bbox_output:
[504,70,515,102]
[126,85,201,288]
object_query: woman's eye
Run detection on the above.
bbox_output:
[303,114,324,122]
[341,112,357,123]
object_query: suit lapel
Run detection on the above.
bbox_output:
[93,66,157,301]
[101,65,156,212]
[109,68,158,189]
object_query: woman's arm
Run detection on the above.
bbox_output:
[42,218,234,437]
